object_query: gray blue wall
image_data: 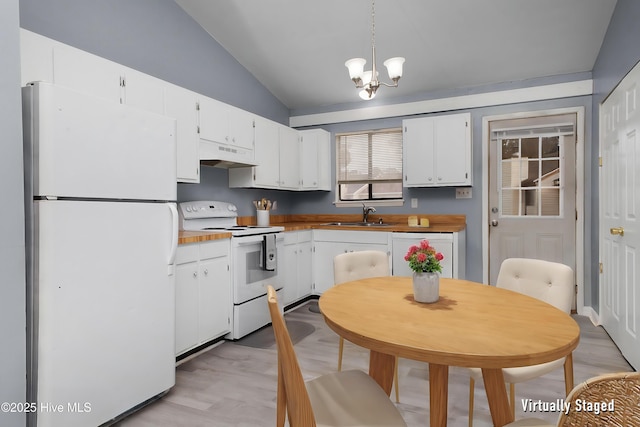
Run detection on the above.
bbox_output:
[1,1,26,426]
[590,0,640,312]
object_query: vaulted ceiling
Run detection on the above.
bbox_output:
[175,0,617,111]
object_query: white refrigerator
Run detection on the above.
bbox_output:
[23,82,178,427]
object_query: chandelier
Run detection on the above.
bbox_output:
[345,0,405,100]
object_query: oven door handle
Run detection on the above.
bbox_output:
[233,234,283,246]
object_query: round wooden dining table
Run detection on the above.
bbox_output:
[318,277,580,427]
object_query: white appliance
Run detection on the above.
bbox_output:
[23,82,178,427]
[178,201,284,339]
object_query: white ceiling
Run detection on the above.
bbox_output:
[175,0,617,111]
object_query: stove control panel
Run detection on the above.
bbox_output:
[178,201,238,219]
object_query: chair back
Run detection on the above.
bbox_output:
[266,285,316,427]
[333,250,390,285]
[558,371,640,426]
[496,258,574,313]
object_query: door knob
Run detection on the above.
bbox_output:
[610,227,624,236]
[491,220,498,227]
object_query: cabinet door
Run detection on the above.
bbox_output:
[175,261,199,354]
[198,96,228,144]
[165,85,200,183]
[282,243,299,305]
[122,68,165,114]
[435,114,471,185]
[253,117,281,187]
[20,29,54,86]
[299,133,319,190]
[199,256,230,342]
[279,126,300,189]
[53,44,123,103]
[313,242,348,294]
[229,108,255,150]
[316,131,332,191]
[297,240,314,298]
[403,118,436,186]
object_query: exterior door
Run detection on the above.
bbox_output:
[488,113,577,286]
[600,60,640,370]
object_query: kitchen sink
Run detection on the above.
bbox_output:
[322,222,391,227]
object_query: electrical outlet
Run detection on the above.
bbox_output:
[456,188,472,199]
[411,198,418,208]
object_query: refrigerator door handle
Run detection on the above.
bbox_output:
[168,203,179,274]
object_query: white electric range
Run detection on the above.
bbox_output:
[178,201,284,339]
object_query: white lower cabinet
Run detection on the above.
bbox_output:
[391,231,466,279]
[282,231,313,306]
[312,230,392,294]
[175,239,231,356]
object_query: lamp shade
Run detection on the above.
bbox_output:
[359,89,376,100]
[383,57,405,80]
[345,58,366,81]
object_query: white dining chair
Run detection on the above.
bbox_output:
[333,250,401,402]
[467,258,575,427]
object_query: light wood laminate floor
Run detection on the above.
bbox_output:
[116,301,633,427]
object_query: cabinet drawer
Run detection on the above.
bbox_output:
[313,230,389,245]
[199,239,230,259]
[176,244,199,265]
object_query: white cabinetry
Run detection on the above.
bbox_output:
[391,231,466,279]
[312,230,391,294]
[175,239,231,356]
[403,113,472,187]
[229,124,331,191]
[278,125,300,190]
[53,44,165,114]
[299,129,331,191]
[282,231,313,306]
[198,97,254,150]
[164,84,200,183]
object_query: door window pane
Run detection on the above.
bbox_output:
[498,134,565,217]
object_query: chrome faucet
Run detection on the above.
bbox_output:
[362,204,376,223]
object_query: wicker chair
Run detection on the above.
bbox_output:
[505,371,640,427]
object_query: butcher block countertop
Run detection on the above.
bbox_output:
[179,213,465,245]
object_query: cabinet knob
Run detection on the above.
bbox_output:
[193,272,198,278]
[204,269,209,275]
[428,177,433,181]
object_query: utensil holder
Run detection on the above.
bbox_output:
[257,209,270,226]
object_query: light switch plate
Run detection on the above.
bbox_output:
[456,188,472,199]
[411,198,418,208]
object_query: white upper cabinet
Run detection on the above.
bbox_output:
[53,44,124,104]
[199,97,254,150]
[403,113,472,187]
[20,29,54,86]
[164,84,200,183]
[229,124,331,191]
[278,125,300,190]
[299,129,331,191]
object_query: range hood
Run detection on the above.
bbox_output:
[199,140,257,169]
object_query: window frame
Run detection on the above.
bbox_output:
[334,127,404,208]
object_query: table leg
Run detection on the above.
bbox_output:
[564,352,574,395]
[481,368,513,427]
[368,350,395,395]
[429,363,449,427]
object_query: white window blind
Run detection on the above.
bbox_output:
[336,129,403,201]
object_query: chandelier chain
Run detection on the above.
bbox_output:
[371,0,376,49]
